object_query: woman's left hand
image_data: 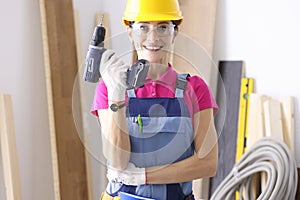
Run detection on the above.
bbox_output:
[107,162,146,186]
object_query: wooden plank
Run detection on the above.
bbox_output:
[38,0,89,199]
[246,94,271,149]
[261,98,284,195]
[278,96,295,154]
[173,0,218,84]
[245,93,271,199]
[39,1,60,198]
[209,61,245,197]
[263,99,284,140]
[0,94,22,200]
[179,0,217,56]
[246,94,295,199]
[192,178,210,200]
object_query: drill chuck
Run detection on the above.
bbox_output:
[91,25,106,47]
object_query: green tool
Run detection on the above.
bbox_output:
[137,114,143,132]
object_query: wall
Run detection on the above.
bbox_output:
[213,0,300,166]
[0,0,54,199]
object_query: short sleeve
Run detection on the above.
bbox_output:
[187,76,218,116]
[90,81,109,117]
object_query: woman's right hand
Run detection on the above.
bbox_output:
[100,50,129,102]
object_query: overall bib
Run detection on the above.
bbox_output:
[106,74,195,200]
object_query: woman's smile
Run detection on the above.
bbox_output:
[143,45,163,52]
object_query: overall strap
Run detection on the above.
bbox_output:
[127,88,136,98]
[127,73,189,98]
[175,73,189,98]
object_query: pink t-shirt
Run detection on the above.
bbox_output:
[91,65,218,117]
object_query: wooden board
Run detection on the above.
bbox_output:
[246,94,271,149]
[245,93,271,199]
[278,96,295,154]
[245,94,295,199]
[39,0,89,199]
[173,0,218,84]
[263,99,284,140]
[209,61,245,197]
[173,0,218,90]
[262,98,284,194]
[0,94,22,200]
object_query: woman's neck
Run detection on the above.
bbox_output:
[145,54,171,80]
[147,63,169,80]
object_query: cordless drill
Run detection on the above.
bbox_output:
[83,16,106,83]
[83,17,150,88]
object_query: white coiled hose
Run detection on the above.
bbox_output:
[210,136,298,200]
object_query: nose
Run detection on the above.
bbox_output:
[147,28,159,42]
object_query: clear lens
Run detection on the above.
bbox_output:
[132,24,175,37]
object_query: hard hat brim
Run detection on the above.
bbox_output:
[122,14,183,26]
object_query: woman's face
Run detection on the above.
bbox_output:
[128,21,178,64]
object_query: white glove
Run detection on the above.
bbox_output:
[100,50,129,102]
[107,162,146,186]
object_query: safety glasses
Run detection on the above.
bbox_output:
[131,23,175,37]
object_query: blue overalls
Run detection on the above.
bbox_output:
[107,74,195,200]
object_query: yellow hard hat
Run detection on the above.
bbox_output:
[122,0,183,26]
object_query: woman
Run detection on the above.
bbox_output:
[91,0,219,199]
